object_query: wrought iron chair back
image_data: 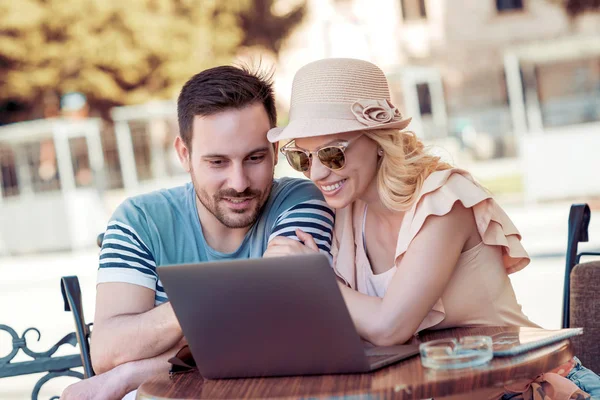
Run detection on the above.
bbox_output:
[0,234,100,399]
[0,276,94,399]
[55,232,104,379]
[0,324,84,400]
[60,276,94,378]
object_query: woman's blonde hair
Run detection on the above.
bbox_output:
[364,129,452,212]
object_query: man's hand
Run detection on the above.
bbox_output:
[263,229,320,258]
[62,336,187,400]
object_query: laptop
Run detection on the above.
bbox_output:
[158,253,419,379]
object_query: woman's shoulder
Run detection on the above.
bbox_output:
[399,168,489,245]
[401,168,493,232]
[400,167,529,274]
[416,168,490,207]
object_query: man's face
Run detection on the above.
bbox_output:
[176,103,277,229]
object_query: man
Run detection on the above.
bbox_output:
[61,65,334,399]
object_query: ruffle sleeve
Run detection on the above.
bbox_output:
[395,168,530,274]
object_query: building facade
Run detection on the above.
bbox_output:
[273,0,600,158]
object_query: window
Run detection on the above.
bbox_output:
[0,145,19,198]
[129,120,153,182]
[400,0,427,21]
[27,141,61,193]
[416,83,432,115]
[100,126,125,190]
[69,137,93,188]
[496,0,524,13]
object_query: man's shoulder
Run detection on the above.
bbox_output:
[121,183,190,212]
[271,177,323,200]
[112,183,192,226]
[263,177,332,222]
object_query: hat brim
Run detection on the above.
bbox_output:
[267,117,412,143]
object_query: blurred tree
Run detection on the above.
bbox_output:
[0,0,306,118]
[239,0,306,54]
[548,0,600,17]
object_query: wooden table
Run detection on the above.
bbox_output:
[137,326,574,399]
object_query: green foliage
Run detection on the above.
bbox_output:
[0,0,306,111]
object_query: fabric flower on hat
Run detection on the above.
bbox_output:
[351,99,403,126]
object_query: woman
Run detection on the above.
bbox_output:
[264,58,598,399]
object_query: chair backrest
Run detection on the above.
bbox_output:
[562,204,592,328]
[63,232,103,377]
[61,276,95,378]
[569,261,600,373]
[97,233,104,248]
[564,203,600,372]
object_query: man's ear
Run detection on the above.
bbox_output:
[174,136,191,172]
[272,142,279,166]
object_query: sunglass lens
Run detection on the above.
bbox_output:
[318,147,345,170]
[286,151,310,172]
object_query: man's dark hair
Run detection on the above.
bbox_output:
[177,65,277,149]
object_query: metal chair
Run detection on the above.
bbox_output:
[0,270,96,398]
[58,233,103,379]
[0,236,99,398]
[60,276,95,378]
[96,233,104,248]
[563,203,600,372]
[0,322,84,400]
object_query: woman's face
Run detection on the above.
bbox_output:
[294,133,380,209]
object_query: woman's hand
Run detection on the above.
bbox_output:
[263,229,320,258]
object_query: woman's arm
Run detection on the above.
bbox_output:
[341,202,477,346]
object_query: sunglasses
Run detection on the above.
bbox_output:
[280,135,363,173]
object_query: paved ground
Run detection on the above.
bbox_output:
[1,202,598,399]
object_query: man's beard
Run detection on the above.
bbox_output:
[192,174,272,229]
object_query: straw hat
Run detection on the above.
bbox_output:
[267,58,411,143]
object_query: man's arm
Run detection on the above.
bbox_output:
[90,283,183,375]
[267,199,335,254]
[63,337,186,400]
[92,216,182,374]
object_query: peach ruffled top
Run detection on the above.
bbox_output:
[331,168,537,332]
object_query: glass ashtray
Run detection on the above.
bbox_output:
[419,335,493,370]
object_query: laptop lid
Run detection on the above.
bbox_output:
[158,253,371,379]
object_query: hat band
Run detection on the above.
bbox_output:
[289,99,404,128]
[289,103,358,120]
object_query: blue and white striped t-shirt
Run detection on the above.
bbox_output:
[97,178,335,305]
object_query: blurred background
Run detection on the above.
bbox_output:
[1,0,600,398]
